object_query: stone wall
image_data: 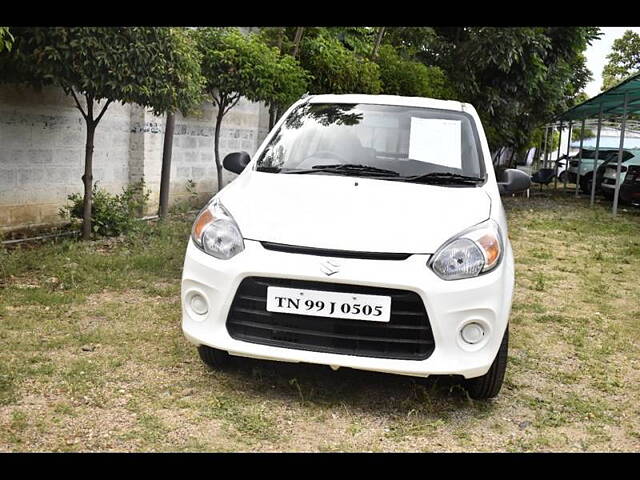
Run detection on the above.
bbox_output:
[0,84,270,232]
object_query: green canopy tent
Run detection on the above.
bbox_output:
[546,71,640,215]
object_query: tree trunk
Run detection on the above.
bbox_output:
[214,104,225,192]
[269,103,278,130]
[70,93,111,241]
[507,147,516,169]
[275,27,284,54]
[158,112,176,219]
[492,146,504,167]
[371,27,385,59]
[292,27,304,58]
[81,122,96,240]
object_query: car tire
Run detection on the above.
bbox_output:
[197,345,232,370]
[463,326,508,400]
[580,175,592,194]
[558,171,567,183]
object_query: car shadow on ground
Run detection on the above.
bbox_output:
[206,354,494,417]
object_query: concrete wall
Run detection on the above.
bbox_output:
[0,84,270,232]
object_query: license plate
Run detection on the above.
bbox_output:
[266,286,391,322]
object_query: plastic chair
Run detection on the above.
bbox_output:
[530,168,556,190]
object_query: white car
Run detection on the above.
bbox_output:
[181,94,530,399]
[567,148,624,193]
[601,149,640,197]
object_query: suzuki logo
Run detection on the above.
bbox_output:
[320,259,340,276]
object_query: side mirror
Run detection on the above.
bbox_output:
[223,151,251,174]
[498,168,531,195]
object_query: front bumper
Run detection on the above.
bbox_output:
[181,239,514,379]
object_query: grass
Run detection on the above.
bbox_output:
[0,192,639,452]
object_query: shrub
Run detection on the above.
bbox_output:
[59,180,150,237]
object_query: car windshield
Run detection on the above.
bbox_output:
[255,102,485,182]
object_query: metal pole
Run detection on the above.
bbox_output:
[554,122,563,189]
[575,119,585,197]
[563,121,573,192]
[542,125,549,169]
[612,93,630,216]
[536,128,544,173]
[590,104,604,207]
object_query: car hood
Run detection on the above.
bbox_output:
[219,171,492,254]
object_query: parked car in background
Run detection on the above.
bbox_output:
[566,148,626,193]
[601,149,640,199]
[593,156,619,196]
[619,164,640,205]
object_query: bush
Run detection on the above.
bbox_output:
[59,180,150,237]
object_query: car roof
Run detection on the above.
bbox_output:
[620,149,640,164]
[307,94,466,112]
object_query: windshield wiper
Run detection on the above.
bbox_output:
[402,172,485,185]
[283,164,400,177]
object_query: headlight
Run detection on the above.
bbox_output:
[191,198,244,259]
[429,219,503,280]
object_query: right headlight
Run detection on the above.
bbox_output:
[429,219,503,280]
[191,198,244,260]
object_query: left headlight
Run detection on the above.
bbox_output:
[191,198,244,260]
[429,219,503,280]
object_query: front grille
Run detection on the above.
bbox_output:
[226,277,435,361]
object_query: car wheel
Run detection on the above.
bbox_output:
[558,171,567,183]
[197,345,232,370]
[463,326,508,400]
[580,176,592,194]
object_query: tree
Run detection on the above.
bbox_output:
[255,27,311,129]
[195,28,308,190]
[602,30,640,90]
[291,27,305,58]
[157,28,205,219]
[383,27,438,59]
[298,31,382,95]
[371,27,386,59]
[4,27,205,239]
[374,44,454,99]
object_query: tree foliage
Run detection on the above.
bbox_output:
[297,31,382,95]
[602,30,640,91]
[0,27,13,52]
[196,28,306,112]
[374,44,454,99]
[4,27,204,115]
[383,27,438,59]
